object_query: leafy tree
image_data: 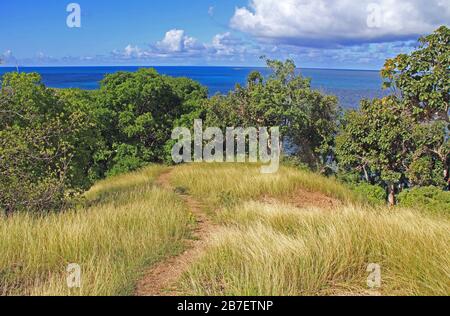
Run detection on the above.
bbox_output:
[204,58,340,171]
[382,25,449,186]
[338,26,450,204]
[0,73,95,214]
[336,96,415,205]
[56,88,106,186]
[381,26,449,123]
[408,121,449,187]
[94,68,207,176]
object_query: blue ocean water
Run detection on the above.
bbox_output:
[0,66,387,108]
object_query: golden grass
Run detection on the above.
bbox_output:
[0,165,194,296]
[182,204,450,296]
[171,164,450,296]
[170,163,360,212]
[2,163,448,296]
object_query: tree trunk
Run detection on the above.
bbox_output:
[363,165,370,183]
[388,183,396,207]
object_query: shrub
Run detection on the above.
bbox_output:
[0,73,96,214]
[398,186,450,216]
[95,68,207,176]
[350,183,386,206]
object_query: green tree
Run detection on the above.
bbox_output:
[336,97,415,205]
[382,26,449,185]
[205,58,340,171]
[0,73,95,214]
[338,26,450,204]
[94,68,207,176]
[381,26,449,123]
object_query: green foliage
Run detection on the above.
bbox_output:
[204,58,340,171]
[0,73,97,214]
[398,186,450,216]
[55,88,106,186]
[336,96,414,194]
[338,26,450,204]
[94,68,207,175]
[0,69,207,214]
[350,183,386,206]
[407,156,446,188]
[381,26,449,123]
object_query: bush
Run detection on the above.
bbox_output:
[0,73,96,215]
[351,183,386,205]
[398,186,450,216]
[95,68,207,176]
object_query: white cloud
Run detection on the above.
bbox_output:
[230,0,450,47]
[156,29,200,53]
[124,45,142,57]
[112,29,255,62]
[212,32,236,56]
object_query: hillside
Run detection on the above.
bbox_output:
[1,164,448,296]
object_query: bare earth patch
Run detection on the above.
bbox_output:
[135,169,216,296]
[262,188,341,210]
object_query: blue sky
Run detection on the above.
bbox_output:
[0,0,448,69]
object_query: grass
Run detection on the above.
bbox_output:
[0,165,194,296]
[170,163,362,212]
[1,163,448,296]
[171,164,450,296]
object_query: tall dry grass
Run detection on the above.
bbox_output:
[170,163,361,211]
[170,164,450,296]
[0,165,194,296]
[181,202,450,296]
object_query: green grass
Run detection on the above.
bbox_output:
[0,165,194,296]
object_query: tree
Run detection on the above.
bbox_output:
[204,58,340,171]
[338,26,450,205]
[94,68,207,176]
[381,26,449,123]
[0,73,95,214]
[382,25,449,184]
[336,96,415,206]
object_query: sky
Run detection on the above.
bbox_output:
[0,0,448,69]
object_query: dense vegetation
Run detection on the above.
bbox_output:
[0,69,207,214]
[0,26,449,215]
[337,26,449,206]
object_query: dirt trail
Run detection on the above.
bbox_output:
[135,168,341,296]
[135,169,216,296]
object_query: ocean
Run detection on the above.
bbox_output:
[0,66,388,108]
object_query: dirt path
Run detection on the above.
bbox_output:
[135,168,216,296]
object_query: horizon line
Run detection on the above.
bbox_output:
[0,65,381,72]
